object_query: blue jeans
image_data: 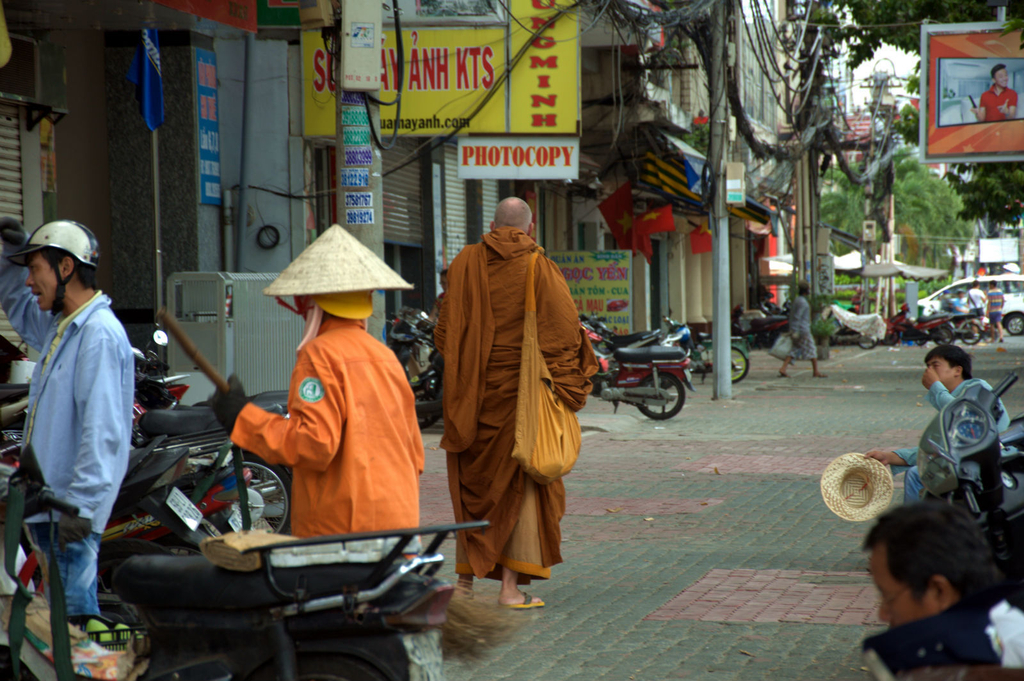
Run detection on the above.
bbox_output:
[904,467,924,504]
[28,523,101,617]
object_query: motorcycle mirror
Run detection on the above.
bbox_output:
[153,330,169,347]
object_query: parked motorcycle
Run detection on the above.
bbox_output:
[919,372,1024,579]
[950,313,986,346]
[138,401,292,535]
[591,344,695,420]
[0,448,485,681]
[881,304,956,346]
[388,308,444,428]
[579,314,662,358]
[731,305,789,349]
[661,316,749,384]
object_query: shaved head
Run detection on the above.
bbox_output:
[492,197,533,231]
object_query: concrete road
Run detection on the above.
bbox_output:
[420,336,1024,681]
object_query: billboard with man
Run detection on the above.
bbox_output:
[920,23,1024,163]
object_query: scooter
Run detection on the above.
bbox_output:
[661,316,750,384]
[919,372,1024,579]
[950,313,986,346]
[0,446,484,681]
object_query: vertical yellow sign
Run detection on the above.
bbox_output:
[508,0,579,134]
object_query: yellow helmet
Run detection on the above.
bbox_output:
[313,291,373,319]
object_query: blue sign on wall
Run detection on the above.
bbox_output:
[196,48,221,205]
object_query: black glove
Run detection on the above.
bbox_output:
[58,514,92,551]
[0,217,27,248]
[210,374,250,434]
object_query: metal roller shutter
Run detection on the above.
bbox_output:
[443,145,466,264]
[481,179,498,227]
[0,103,23,350]
[381,138,423,246]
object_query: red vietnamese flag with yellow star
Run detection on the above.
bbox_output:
[636,204,675,235]
[690,221,712,254]
[598,182,634,251]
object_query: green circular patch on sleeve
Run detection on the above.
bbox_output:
[298,377,325,403]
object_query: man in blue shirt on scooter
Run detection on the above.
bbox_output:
[865,345,1010,503]
[0,218,134,618]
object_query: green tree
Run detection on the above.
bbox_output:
[821,151,972,267]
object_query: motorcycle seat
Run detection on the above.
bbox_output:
[140,391,290,437]
[918,313,950,323]
[139,406,221,436]
[746,316,787,330]
[0,384,29,403]
[113,553,396,610]
[614,346,685,363]
[607,330,660,346]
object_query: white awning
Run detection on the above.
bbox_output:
[860,261,949,281]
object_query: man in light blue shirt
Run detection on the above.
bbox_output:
[865,345,1010,503]
[0,218,133,618]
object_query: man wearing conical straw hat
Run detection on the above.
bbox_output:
[209,225,424,537]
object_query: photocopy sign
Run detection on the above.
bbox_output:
[457,136,579,179]
[195,48,221,205]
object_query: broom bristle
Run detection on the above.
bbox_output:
[441,593,523,659]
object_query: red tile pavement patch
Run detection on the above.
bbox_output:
[646,569,880,625]
[566,497,724,516]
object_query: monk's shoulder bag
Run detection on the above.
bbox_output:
[510,251,582,484]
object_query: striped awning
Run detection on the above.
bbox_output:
[637,152,772,225]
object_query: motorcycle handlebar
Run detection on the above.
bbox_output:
[993,373,1019,399]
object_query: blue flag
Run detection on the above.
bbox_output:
[127,29,163,131]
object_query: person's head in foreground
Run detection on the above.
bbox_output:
[864,502,1000,628]
[924,344,972,388]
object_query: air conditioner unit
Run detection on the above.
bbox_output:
[0,35,67,119]
[167,273,304,405]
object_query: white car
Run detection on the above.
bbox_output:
[918,275,1024,335]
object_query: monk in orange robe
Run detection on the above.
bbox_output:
[436,197,597,608]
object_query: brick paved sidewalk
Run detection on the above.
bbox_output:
[423,338,1024,681]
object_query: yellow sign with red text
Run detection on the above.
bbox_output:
[508,0,579,134]
[301,4,578,137]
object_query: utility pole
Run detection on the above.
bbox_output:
[709,0,731,400]
[334,7,387,340]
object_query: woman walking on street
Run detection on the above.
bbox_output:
[779,281,827,378]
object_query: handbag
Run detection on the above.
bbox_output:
[510,252,582,485]
[768,333,793,360]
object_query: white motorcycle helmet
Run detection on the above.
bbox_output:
[7,220,100,268]
[8,220,100,315]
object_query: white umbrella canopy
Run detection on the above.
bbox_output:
[759,253,947,280]
[860,261,949,281]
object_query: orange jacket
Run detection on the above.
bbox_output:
[231,316,424,538]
